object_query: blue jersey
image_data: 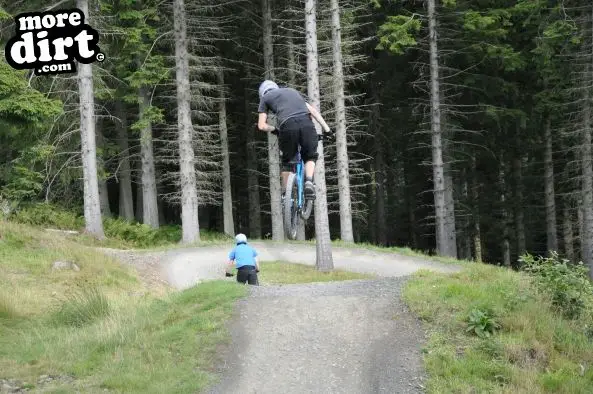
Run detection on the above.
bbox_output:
[228,243,258,268]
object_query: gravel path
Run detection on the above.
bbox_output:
[158,242,460,290]
[102,242,461,393]
[205,278,426,394]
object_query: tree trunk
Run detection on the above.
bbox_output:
[305,0,333,271]
[330,0,354,243]
[287,31,306,241]
[115,101,134,221]
[138,87,159,228]
[261,0,284,241]
[96,118,111,217]
[471,154,482,262]
[459,168,471,260]
[287,33,298,89]
[217,69,235,237]
[244,70,262,239]
[513,155,526,256]
[441,89,457,258]
[499,154,510,267]
[544,117,558,253]
[581,58,593,276]
[443,138,457,258]
[372,104,387,246]
[427,0,451,257]
[135,158,143,222]
[76,0,104,239]
[173,0,200,243]
[563,202,575,262]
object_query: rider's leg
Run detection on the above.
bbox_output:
[299,118,319,198]
[304,160,315,179]
[278,125,298,197]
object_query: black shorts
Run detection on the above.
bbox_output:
[278,115,319,169]
[237,265,259,285]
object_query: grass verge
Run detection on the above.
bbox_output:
[0,220,247,392]
[256,260,374,284]
[403,264,593,393]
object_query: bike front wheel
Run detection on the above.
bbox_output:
[283,172,300,240]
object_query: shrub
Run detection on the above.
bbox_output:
[53,287,110,327]
[519,252,593,320]
[466,308,500,338]
[11,202,83,230]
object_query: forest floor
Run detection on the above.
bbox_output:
[102,242,461,393]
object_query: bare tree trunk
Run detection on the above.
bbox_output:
[330,0,354,243]
[372,105,386,245]
[563,202,575,262]
[471,154,482,262]
[578,199,585,261]
[115,101,134,220]
[135,158,143,222]
[404,159,417,249]
[443,137,457,258]
[305,0,333,271]
[427,0,452,257]
[244,71,262,239]
[459,168,471,259]
[499,154,510,267]
[96,118,111,217]
[217,69,235,237]
[174,0,200,243]
[261,0,284,241]
[76,0,104,239]
[544,117,558,253]
[581,60,593,276]
[138,87,159,228]
[513,155,526,256]
[287,32,306,241]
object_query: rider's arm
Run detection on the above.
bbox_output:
[258,112,276,133]
[305,102,331,133]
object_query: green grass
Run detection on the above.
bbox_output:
[256,260,374,284]
[403,264,593,393]
[0,220,247,392]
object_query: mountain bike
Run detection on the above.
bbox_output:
[282,133,332,240]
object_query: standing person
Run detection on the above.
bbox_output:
[256,80,332,201]
[227,233,260,285]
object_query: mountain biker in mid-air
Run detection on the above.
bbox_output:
[256,80,332,201]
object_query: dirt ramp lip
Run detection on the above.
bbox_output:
[159,242,461,290]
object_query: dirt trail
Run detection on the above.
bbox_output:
[104,242,460,393]
[157,242,460,290]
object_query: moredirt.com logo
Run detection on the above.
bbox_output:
[4,8,104,76]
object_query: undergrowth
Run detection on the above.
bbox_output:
[404,261,593,393]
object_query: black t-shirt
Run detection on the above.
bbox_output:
[258,87,309,127]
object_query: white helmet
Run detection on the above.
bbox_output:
[235,233,247,244]
[259,80,279,98]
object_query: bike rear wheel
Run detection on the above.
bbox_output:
[301,192,314,220]
[283,172,300,240]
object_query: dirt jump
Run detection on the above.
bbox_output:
[107,241,461,393]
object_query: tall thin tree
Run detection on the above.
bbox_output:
[77,0,104,239]
[330,0,354,242]
[173,0,200,243]
[115,101,134,220]
[427,0,453,257]
[305,0,334,271]
[218,68,235,237]
[138,87,159,228]
[261,0,284,241]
